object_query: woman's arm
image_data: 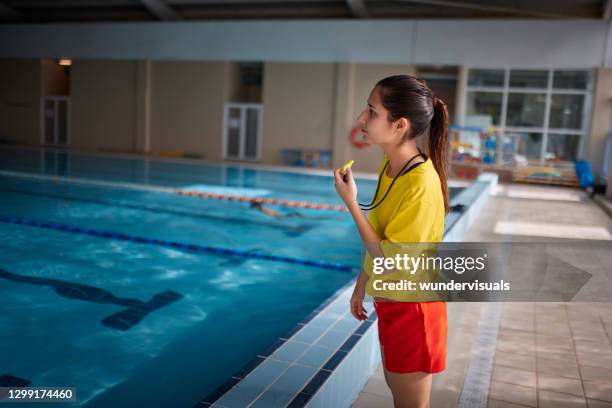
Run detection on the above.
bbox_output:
[333,167,385,260]
[350,267,370,320]
[346,201,385,259]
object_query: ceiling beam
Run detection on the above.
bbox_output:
[0,2,21,20]
[12,0,133,6]
[398,0,569,19]
[346,0,369,18]
[141,0,181,20]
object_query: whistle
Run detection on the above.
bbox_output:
[340,159,355,173]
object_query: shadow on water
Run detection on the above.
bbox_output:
[0,267,183,331]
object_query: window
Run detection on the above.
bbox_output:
[468,69,505,87]
[514,132,543,160]
[549,94,584,130]
[553,70,591,90]
[507,93,546,127]
[466,92,503,126]
[463,68,593,163]
[546,133,581,161]
[509,70,548,88]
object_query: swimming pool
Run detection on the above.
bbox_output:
[0,148,463,408]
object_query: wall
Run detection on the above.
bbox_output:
[589,68,612,184]
[149,60,228,161]
[260,62,420,171]
[62,59,231,159]
[41,59,69,96]
[70,59,138,151]
[261,62,336,164]
[0,58,41,145]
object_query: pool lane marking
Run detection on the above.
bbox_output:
[0,170,349,212]
[0,215,356,273]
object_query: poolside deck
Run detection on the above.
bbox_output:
[352,183,612,408]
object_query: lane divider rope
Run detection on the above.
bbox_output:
[175,190,348,211]
[0,215,356,273]
[0,170,348,212]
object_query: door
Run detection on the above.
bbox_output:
[42,96,70,147]
[223,103,262,161]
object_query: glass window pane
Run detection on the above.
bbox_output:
[509,70,548,88]
[506,93,546,127]
[549,94,584,130]
[466,92,503,126]
[468,69,505,87]
[509,131,543,160]
[546,133,581,162]
[553,70,589,90]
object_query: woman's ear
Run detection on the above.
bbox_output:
[395,117,410,137]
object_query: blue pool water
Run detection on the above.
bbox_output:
[0,148,463,408]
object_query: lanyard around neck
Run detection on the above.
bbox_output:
[358,147,426,211]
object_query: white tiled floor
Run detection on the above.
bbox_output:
[493,221,612,240]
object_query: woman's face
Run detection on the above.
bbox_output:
[357,87,409,146]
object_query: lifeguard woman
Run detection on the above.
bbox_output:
[333,75,450,408]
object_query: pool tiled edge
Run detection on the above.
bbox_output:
[194,277,376,408]
[195,173,498,408]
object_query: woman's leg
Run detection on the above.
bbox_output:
[380,343,432,408]
[380,343,390,385]
[385,370,432,408]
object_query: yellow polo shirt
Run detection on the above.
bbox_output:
[362,154,446,301]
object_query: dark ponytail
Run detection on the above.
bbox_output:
[375,75,450,215]
[429,97,450,215]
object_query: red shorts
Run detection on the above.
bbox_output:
[373,300,447,374]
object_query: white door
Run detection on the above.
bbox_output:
[223,103,262,161]
[42,96,70,147]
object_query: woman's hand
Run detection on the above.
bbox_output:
[334,167,357,207]
[350,280,368,321]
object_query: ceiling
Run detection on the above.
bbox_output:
[0,0,609,23]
